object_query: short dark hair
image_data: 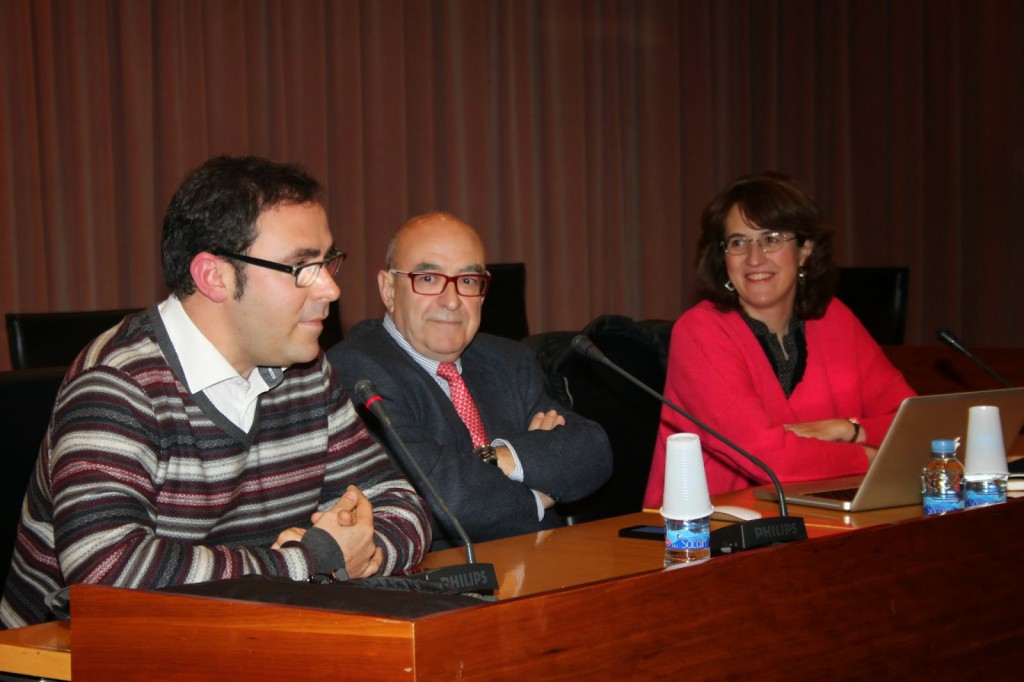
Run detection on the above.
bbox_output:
[161,156,323,297]
[694,171,836,320]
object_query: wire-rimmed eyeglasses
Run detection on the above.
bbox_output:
[721,232,797,256]
[213,248,347,287]
[389,270,491,297]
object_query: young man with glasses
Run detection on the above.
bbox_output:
[328,212,611,551]
[0,156,430,629]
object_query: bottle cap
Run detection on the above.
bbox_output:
[931,439,956,454]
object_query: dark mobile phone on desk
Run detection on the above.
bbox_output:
[618,525,665,541]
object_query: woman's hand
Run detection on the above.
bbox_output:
[783,418,865,443]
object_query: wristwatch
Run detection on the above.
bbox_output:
[846,417,861,443]
[474,445,499,466]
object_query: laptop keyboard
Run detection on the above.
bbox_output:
[807,487,859,501]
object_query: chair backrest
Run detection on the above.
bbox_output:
[547,315,672,524]
[479,262,529,340]
[836,266,910,345]
[319,299,344,351]
[0,366,66,588]
[521,330,578,407]
[8,302,343,370]
[6,308,141,369]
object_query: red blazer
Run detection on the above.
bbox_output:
[644,298,915,503]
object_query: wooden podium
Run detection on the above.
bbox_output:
[66,498,1024,680]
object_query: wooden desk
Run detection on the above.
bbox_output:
[417,486,930,600]
[4,488,1022,680]
[0,620,70,680]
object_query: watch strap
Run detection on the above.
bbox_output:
[474,444,499,465]
[847,418,861,443]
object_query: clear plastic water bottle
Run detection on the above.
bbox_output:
[921,439,964,515]
[663,515,710,564]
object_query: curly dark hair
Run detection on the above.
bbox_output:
[161,156,322,298]
[694,171,836,320]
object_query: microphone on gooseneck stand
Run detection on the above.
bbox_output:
[936,328,1014,388]
[570,335,808,556]
[354,379,499,594]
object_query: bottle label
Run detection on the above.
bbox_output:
[963,477,1007,508]
[964,487,1006,508]
[922,494,963,515]
[665,526,709,550]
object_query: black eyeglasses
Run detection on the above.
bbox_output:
[389,270,491,297]
[214,248,347,288]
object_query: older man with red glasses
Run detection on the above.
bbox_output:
[329,212,611,551]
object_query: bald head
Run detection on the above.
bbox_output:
[385,212,485,270]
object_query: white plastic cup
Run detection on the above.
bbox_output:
[660,433,713,521]
[964,405,1008,477]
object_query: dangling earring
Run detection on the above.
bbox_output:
[798,268,806,281]
[724,281,735,292]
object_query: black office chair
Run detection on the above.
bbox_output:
[0,366,66,588]
[6,308,142,369]
[319,299,344,351]
[479,262,529,340]
[546,315,673,525]
[522,329,578,408]
[7,303,342,373]
[835,267,910,345]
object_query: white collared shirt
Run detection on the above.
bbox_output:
[158,296,274,431]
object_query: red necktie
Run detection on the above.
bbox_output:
[436,362,490,448]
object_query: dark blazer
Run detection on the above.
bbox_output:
[329,319,612,550]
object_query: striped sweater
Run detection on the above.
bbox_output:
[0,308,430,628]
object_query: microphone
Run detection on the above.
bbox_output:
[936,328,1013,388]
[354,379,499,594]
[570,335,807,555]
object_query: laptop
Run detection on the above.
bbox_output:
[753,387,1024,512]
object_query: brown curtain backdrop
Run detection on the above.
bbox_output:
[2,0,1022,371]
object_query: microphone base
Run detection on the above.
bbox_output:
[710,517,808,556]
[405,562,500,595]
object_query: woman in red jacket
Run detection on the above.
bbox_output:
[644,172,915,502]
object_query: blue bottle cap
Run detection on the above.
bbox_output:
[931,439,956,454]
